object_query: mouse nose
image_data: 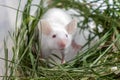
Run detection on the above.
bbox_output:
[58,40,66,49]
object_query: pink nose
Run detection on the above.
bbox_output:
[58,40,66,49]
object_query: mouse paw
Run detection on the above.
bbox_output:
[71,40,82,52]
[61,59,66,64]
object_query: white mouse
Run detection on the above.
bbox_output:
[38,8,77,63]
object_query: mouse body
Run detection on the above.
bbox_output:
[38,8,77,63]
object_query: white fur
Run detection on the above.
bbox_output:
[38,8,76,60]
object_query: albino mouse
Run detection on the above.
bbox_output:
[38,8,77,63]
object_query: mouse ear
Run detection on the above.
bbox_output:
[66,19,77,34]
[38,20,52,35]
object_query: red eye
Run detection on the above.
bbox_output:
[52,34,56,38]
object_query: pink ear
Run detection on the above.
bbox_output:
[39,20,52,35]
[66,19,77,34]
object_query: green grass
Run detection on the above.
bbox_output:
[2,0,120,80]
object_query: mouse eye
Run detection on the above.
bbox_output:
[52,34,56,38]
[66,34,68,37]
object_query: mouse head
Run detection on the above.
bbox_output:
[38,19,77,50]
